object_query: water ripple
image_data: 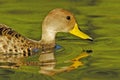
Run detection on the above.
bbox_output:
[82,68,119,78]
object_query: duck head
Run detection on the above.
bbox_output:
[41,8,93,44]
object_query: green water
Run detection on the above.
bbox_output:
[0,0,120,80]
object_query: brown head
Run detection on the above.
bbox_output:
[41,8,93,42]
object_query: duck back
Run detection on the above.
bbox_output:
[0,24,40,58]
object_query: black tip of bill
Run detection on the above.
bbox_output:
[87,38,93,41]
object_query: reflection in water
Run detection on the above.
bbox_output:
[39,47,56,75]
[39,47,92,75]
[0,53,25,68]
[39,46,68,75]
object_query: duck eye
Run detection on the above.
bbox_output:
[66,16,71,20]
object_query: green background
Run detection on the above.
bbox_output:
[0,0,120,80]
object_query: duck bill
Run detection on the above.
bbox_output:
[69,23,93,41]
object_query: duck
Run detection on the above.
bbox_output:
[0,8,93,64]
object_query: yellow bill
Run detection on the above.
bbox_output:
[69,23,93,41]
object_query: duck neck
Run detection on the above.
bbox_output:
[40,30,56,47]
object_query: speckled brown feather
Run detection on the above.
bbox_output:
[0,24,41,57]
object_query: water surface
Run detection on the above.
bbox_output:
[0,0,120,80]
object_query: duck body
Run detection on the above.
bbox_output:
[0,24,41,57]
